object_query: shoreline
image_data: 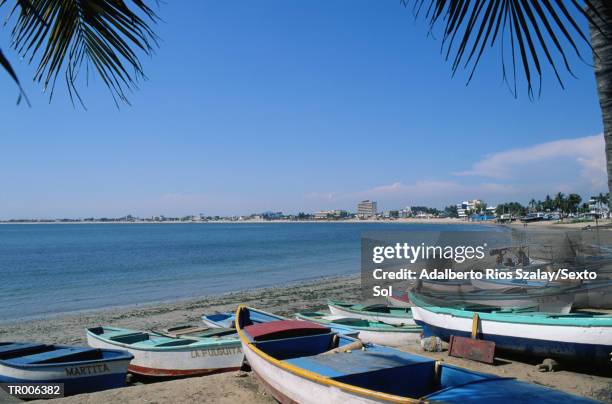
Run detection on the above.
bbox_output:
[0,274,608,403]
[0,218,478,225]
[1,217,608,228]
[0,274,362,345]
[0,274,359,327]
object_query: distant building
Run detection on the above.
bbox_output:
[456,199,485,219]
[588,195,610,217]
[357,200,377,218]
[313,210,350,220]
[399,207,412,218]
[456,204,468,219]
[387,210,399,219]
[314,211,331,220]
[262,211,283,220]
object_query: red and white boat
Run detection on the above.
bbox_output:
[86,326,243,377]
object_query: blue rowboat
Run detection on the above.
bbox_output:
[0,342,132,396]
[235,306,597,403]
[201,309,285,328]
[410,291,612,364]
[202,308,360,338]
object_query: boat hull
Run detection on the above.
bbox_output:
[385,294,412,308]
[204,310,360,338]
[328,305,415,326]
[572,286,612,309]
[202,318,230,328]
[421,280,475,293]
[295,315,419,347]
[86,334,243,377]
[0,357,130,395]
[470,278,559,291]
[241,338,384,404]
[429,290,574,313]
[351,329,420,347]
[238,306,601,403]
[412,305,612,363]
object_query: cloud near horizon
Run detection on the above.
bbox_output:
[307,134,607,210]
[4,135,605,218]
[455,134,606,188]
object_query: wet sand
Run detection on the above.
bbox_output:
[0,274,610,403]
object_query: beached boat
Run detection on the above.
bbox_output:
[159,324,237,339]
[295,312,421,347]
[386,291,412,308]
[0,342,132,396]
[410,292,612,364]
[86,326,243,377]
[435,280,612,312]
[570,280,612,309]
[202,309,360,338]
[202,309,286,328]
[235,306,597,403]
[423,286,574,313]
[421,279,475,293]
[328,300,415,326]
[470,277,561,291]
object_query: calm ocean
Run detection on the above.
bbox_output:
[0,222,481,322]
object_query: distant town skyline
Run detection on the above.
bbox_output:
[1,190,606,222]
[0,2,604,219]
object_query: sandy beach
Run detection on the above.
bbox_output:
[0,274,610,403]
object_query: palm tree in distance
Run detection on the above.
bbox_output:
[528,198,537,212]
[596,192,609,210]
[403,1,610,208]
[554,192,566,217]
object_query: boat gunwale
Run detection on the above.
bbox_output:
[86,328,241,351]
[211,309,361,336]
[327,300,413,319]
[0,345,133,369]
[295,313,421,333]
[409,292,612,327]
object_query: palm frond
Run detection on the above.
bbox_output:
[3,0,158,106]
[404,0,606,98]
[0,47,30,105]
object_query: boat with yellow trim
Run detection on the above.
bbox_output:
[236,306,597,403]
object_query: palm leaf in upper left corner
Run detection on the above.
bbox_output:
[4,0,159,106]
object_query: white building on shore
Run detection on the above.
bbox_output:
[357,200,377,218]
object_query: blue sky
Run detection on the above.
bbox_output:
[0,1,605,218]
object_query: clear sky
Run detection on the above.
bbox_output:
[0,1,605,218]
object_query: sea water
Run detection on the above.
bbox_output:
[0,222,479,322]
